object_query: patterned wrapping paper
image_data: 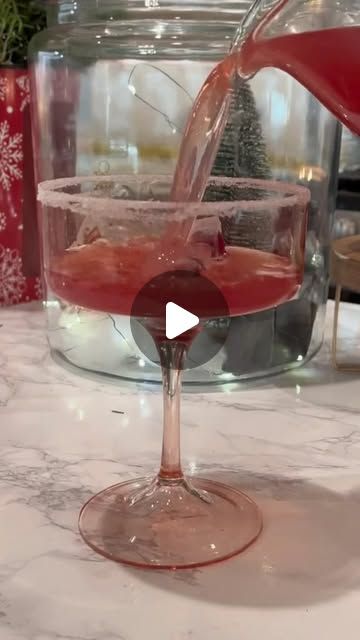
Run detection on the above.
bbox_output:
[0,67,42,306]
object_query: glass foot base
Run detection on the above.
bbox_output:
[79,476,262,569]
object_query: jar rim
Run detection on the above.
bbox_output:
[47,19,239,59]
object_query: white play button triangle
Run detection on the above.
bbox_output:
[166,302,199,340]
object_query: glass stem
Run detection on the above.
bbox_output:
[157,341,186,482]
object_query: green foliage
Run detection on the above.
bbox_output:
[0,0,46,66]
[212,77,271,180]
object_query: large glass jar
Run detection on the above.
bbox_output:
[30,0,341,384]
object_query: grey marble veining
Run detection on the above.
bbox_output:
[0,301,360,639]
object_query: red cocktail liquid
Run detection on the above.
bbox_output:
[48,240,299,318]
[172,26,360,202]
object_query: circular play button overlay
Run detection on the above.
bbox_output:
[130,269,230,370]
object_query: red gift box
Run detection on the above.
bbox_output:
[0,66,42,306]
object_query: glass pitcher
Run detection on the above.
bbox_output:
[234,0,360,135]
[29,0,341,385]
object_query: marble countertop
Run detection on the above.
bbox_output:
[1,300,360,640]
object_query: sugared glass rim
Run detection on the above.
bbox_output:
[38,175,310,220]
